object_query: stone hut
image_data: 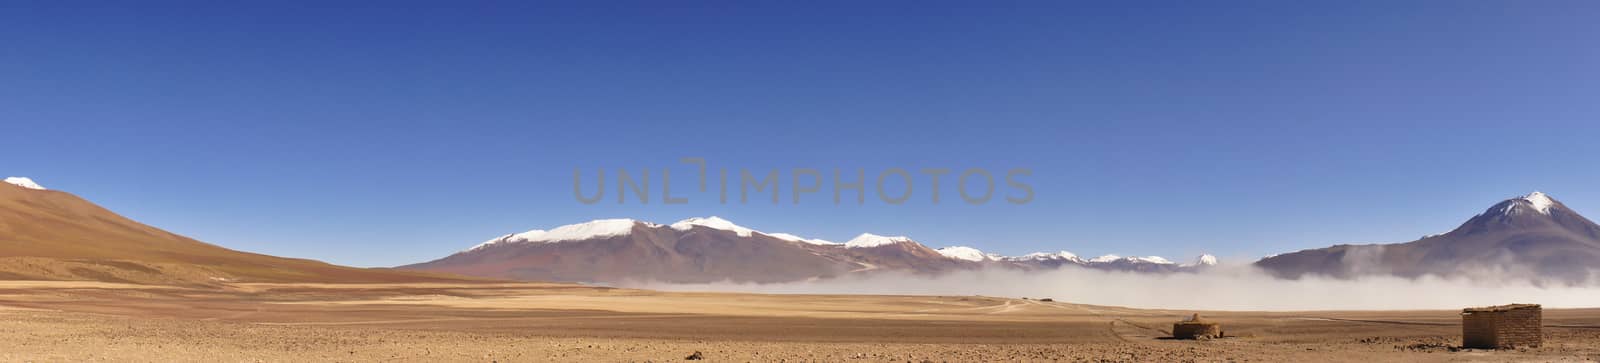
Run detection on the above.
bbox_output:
[1172,314,1222,339]
[1461,304,1541,349]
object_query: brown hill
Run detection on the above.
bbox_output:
[0,180,479,286]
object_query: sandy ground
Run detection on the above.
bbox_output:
[0,281,1597,362]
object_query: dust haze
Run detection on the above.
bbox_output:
[636,264,1600,311]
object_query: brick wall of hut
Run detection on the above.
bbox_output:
[1462,305,1541,349]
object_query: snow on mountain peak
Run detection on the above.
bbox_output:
[464,219,641,252]
[1521,191,1555,215]
[671,216,754,237]
[465,231,541,252]
[1088,254,1122,263]
[671,216,837,245]
[544,218,641,240]
[845,233,913,248]
[1499,191,1558,216]
[457,217,1216,269]
[1009,251,1080,261]
[766,232,838,245]
[4,177,45,190]
[936,246,988,261]
[1130,256,1175,264]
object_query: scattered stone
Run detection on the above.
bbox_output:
[685,351,704,360]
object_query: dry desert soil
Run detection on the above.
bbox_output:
[1,281,1598,362]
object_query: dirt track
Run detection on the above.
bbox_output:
[1,281,1597,362]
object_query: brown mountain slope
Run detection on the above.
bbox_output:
[0,181,479,286]
[836,238,977,274]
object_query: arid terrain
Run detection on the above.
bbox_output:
[2,281,1597,362]
[3,184,1599,361]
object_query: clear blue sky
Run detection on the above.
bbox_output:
[4,1,1598,267]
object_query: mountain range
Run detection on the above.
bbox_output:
[4,175,1596,286]
[400,216,1217,284]
[409,192,1600,284]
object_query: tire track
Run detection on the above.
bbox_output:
[1015,299,1168,343]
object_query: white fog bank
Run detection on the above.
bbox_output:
[631,266,1600,311]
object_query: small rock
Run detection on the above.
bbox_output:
[685,351,704,360]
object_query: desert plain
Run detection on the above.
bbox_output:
[1,281,1597,362]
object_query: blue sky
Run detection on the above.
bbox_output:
[3,1,1598,267]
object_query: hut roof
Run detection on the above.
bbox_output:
[1175,313,1213,325]
[1462,304,1541,313]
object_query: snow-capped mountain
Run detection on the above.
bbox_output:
[997,252,1212,273]
[976,248,1213,273]
[405,216,1221,283]
[1002,251,1081,262]
[935,246,989,262]
[468,218,644,252]
[1257,191,1600,282]
[845,233,915,248]
[1499,191,1556,215]
[670,216,752,236]
[1088,254,1122,263]
[1130,256,1174,264]
[672,216,837,245]
[766,232,837,245]
[410,217,866,284]
[4,177,46,190]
